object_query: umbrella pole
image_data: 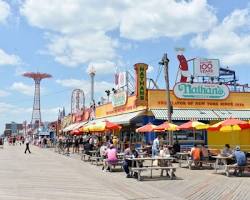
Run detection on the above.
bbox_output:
[168,131,170,145]
[193,129,195,145]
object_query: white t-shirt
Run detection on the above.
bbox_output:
[25,138,30,144]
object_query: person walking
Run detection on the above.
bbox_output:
[24,136,31,154]
[152,135,160,157]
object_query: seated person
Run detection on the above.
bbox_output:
[190,144,201,166]
[103,144,118,171]
[201,144,209,161]
[123,144,139,178]
[159,145,170,157]
[173,141,180,154]
[100,143,108,159]
[159,145,173,177]
[230,146,246,176]
[221,144,233,157]
[83,141,93,155]
[221,144,234,164]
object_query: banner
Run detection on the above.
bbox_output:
[134,63,148,105]
[193,58,220,77]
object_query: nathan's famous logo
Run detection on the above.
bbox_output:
[200,60,214,74]
[139,66,146,100]
[174,83,229,100]
[112,91,127,107]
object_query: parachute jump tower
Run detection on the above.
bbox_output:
[23,72,52,128]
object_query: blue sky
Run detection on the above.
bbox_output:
[0,0,250,131]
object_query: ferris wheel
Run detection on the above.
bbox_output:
[71,89,85,114]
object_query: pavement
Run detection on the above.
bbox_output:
[0,144,250,200]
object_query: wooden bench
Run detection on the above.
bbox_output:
[188,160,215,170]
[131,166,177,181]
[90,156,103,165]
[106,159,124,172]
[81,153,91,161]
[224,164,250,177]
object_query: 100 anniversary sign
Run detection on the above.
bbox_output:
[174,82,229,100]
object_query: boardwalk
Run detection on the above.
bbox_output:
[0,145,250,200]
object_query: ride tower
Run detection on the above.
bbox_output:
[23,72,52,128]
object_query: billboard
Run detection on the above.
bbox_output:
[193,58,220,77]
[173,82,229,100]
[112,91,127,107]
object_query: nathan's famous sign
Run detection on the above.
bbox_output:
[174,82,229,100]
[134,63,148,105]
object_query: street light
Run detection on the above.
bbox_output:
[159,53,173,145]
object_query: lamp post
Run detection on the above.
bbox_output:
[159,53,173,145]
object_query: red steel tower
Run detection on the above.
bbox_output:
[23,72,52,128]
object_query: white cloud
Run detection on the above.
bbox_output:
[0,0,10,24]
[147,65,154,73]
[191,8,250,65]
[0,102,31,119]
[47,33,117,67]
[56,78,114,104]
[0,49,22,66]
[87,60,116,75]
[20,0,218,68]
[10,82,34,96]
[0,101,60,131]
[56,78,113,94]
[120,0,217,40]
[20,0,122,67]
[0,89,10,97]
[20,0,123,34]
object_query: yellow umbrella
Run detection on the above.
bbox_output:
[219,125,241,132]
[208,118,250,132]
[179,120,209,130]
[153,122,179,132]
[82,121,121,132]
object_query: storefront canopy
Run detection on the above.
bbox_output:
[63,122,81,132]
[86,110,145,125]
[213,110,250,120]
[63,121,88,132]
[151,109,250,121]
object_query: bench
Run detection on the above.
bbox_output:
[224,164,250,177]
[131,166,177,181]
[188,160,215,170]
[106,159,124,172]
[81,153,91,161]
[90,156,103,165]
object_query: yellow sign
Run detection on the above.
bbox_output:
[95,95,146,118]
[61,115,72,128]
[134,63,148,105]
[148,90,250,109]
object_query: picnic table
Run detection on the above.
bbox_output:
[212,155,232,173]
[213,155,250,177]
[128,157,176,181]
[117,153,124,159]
[176,152,189,167]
